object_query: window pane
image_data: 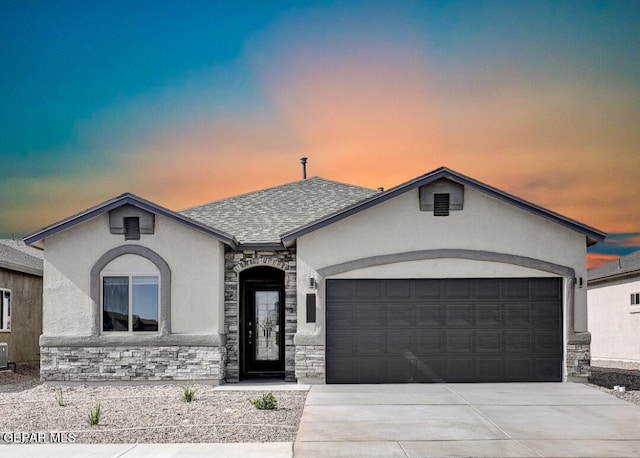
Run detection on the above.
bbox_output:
[103,277,129,331]
[132,276,158,332]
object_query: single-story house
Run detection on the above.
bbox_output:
[24,166,605,384]
[0,239,44,369]
[588,249,640,370]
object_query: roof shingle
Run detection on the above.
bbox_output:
[588,249,640,283]
[180,177,378,245]
[0,239,43,276]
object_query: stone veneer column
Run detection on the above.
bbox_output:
[224,247,297,382]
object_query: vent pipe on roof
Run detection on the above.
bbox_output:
[300,157,308,179]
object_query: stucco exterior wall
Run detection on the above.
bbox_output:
[294,186,588,382]
[588,277,640,370]
[42,213,225,338]
[0,268,42,363]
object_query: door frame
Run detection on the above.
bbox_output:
[239,266,285,379]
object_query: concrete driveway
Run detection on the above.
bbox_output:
[294,383,640,457]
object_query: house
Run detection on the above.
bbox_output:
[23,167,606,384]
[0,239,43,369]
[588,250,640,370]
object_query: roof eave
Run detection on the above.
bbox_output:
[23,193,239,250]
[588,269,640,285]
[281,167,607,245]
[0,260,43,277]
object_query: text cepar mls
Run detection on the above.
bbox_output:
[2,432,77,443]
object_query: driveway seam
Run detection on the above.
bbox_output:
[443,385,544,458]
[397,440,411,457]
[115,444,139,457]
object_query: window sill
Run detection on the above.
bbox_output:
[0,330,10,333]
[630,305,640,314]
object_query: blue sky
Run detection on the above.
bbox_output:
[1,0,639,266]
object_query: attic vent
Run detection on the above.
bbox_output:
[433,193,450,216]
[124,217,141,240]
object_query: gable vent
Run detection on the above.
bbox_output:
[124,217,141,240]
[433,193,450,216]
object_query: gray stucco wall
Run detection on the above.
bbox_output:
[0,267,43,363]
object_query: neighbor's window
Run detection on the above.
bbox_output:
[0,289,10,332]
[632,292,640,306]
[101,254,159,332]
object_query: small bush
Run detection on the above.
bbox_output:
[181,385,196,403]
[87,403,101,426]
[54,388,65,407]
[251,392,278,410]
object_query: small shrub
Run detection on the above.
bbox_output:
[181,385,196,403]
[251,392,278,410]
[87,403,101,426]
[54,388,65,407]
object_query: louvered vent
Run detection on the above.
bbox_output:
[124,217,141,240]
[433,193,450,216]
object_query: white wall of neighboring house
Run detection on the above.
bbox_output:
[296,185,588,341]
[588,276,640,370]
[42,213,225,337]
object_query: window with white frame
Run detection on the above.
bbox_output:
[632,292,640,306]
[101,254,159,332]
[0,289,10,332]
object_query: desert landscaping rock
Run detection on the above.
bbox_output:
[0,373,306,444]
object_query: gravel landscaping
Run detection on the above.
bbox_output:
[0,371,307,444]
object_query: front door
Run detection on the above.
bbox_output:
[241,272,285,377]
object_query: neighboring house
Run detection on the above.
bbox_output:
[0,239,43,367]
[588,250,640,370]
[24,167,605,384]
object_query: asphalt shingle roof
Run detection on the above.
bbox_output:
[0,239,43,276]
[588,249,640,282]
[180,177,378,245]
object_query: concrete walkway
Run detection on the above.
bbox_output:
[294,383,640,457]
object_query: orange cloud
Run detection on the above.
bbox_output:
[587,253,619,270]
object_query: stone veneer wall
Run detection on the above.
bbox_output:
[224,247,297,382]
[566,343,591,380]
[40,346,226,382]
[295,345,325,383]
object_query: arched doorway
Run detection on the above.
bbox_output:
[239,266,285,379]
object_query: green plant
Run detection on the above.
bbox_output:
[251,392,278,410]
[87,403,101,426]
[181,385,196,403]
[54,388,65,407]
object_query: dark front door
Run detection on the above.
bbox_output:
[326,278,563,383]
[241,267,285,378]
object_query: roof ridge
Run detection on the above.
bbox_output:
[179,176,375,212]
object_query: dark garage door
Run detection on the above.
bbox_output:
[326,278,562,383]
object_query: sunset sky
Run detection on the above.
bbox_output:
[1,1,638,267]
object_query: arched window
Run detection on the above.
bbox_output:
[101,254,159,333]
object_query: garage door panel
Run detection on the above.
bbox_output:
[503,279,531,299]
[356,332,386,354]
[415,280,441,299]
[387,332,414,355]
[476,358,504,380]
[387,304,415,327]
[415,358,446,382]
[326,278,562,383]
[446,332,473,353]
[385,280,412,299]
[444,279,472,299]
[505,305,532,326]
[476,331,502,352]
[476,279,501,299]
[356,303,385,327]
[416,332,445,353]
[446,305,474,326]
[505,331,532,352]
[416,305,445,326]
[476,305,502,326]
[505,358,534,380]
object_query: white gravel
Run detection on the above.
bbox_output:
[0,372,307,444]
[589,383,640,407]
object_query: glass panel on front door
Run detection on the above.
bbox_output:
[254,291,280,361]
